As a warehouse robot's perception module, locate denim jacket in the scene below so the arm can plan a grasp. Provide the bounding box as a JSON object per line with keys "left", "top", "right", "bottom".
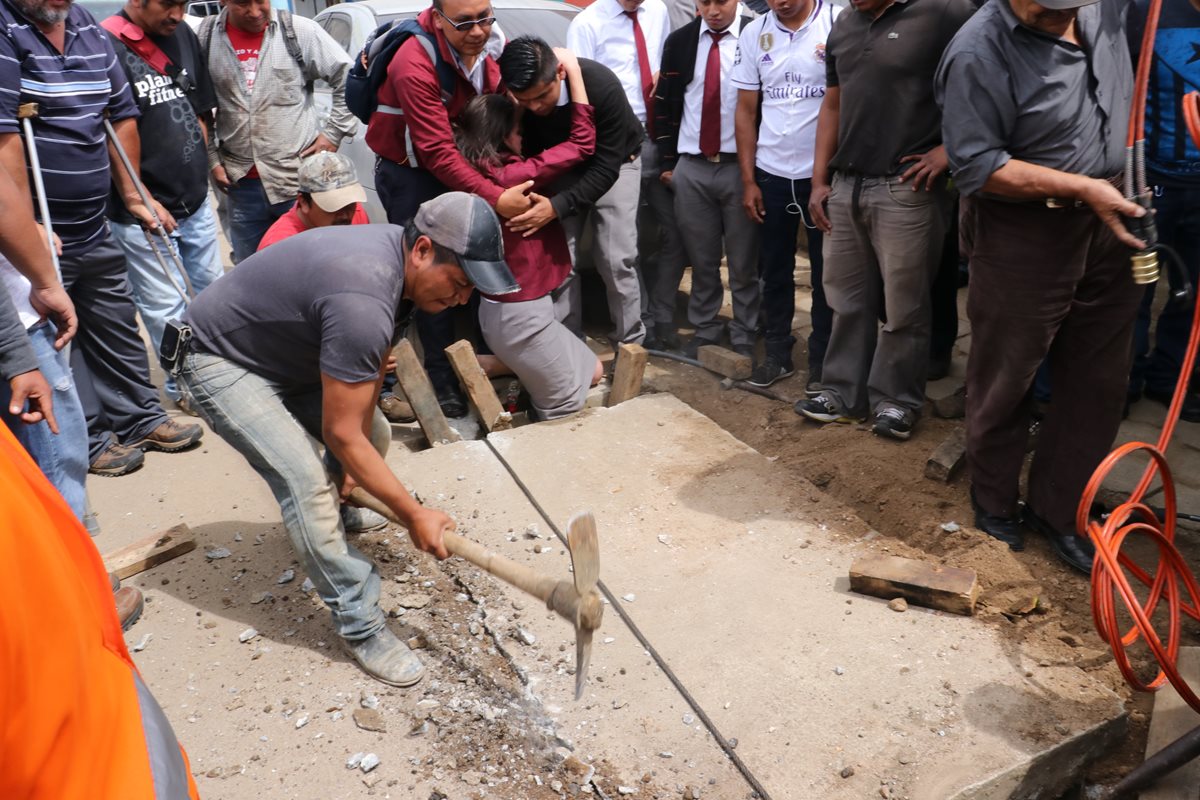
{"left": 205, "top": 10, "right": 356, "bottom": 203}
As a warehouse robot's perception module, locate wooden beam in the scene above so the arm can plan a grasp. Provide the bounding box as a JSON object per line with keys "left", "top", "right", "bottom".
{"left": 392, "top": 338, "right": 461, "bottom": 446}
{"left": 1141, "top": 647, "right": 1200, "bottom": 800}
{"left": 103, "top": 524, "right": 195, "bottom": 580}
{"left": 607, "top": 343, "right": 647, "bottom": 407}
{"left": 925, "top": 428, "right": 966, "bottom": 483}
{"left": 849, "top": 553, "right": 979, "bottom": 616}
{"left": 697, "top": 345, "right": 752, "bottom": 380}
{"left": 444, "top": 340, "right": 512, "bottom": 433}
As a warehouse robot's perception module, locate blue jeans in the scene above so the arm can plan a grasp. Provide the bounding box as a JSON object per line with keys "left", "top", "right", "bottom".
{"left": 1131, "top": 180, "right": 1200, "bottom": 396}
{"left": 228, "top": 178, "right": 294, "bottom": 264}
{"left": 0, "top": 322, "right": 89, "bottom": 522}
{"left": 110, "top": 203, "right": 223, "bottom": 400}
{"left": 177, "top": 349, "right": 390, "bottom": 641}
{"left": 755, "top": 168, "right": 828, "bottom": 367}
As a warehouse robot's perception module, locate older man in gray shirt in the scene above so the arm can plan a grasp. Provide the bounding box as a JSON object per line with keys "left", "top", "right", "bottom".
{"left": 935, "top": 0, "right": 1147, "bottom": 574}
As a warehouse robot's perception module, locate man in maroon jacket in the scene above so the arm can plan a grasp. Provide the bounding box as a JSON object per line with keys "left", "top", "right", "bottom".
{"left": 365, "top": 0, "right": 530, "bottom": 417}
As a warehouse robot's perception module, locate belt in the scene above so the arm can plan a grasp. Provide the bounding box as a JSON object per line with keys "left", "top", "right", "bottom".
{"left": 683, "top": 152, "right": 738, "bottom": 164}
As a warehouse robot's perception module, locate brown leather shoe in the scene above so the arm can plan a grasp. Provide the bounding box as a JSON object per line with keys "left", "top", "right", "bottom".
{"left": 132, "top": 418, "right": 203, "bottom": 452}
{"left": 89, "top": 442, "right": 144, "bottom": 477}
{"left": 114, "top": 586, "right": 144, "bottom": 632}
{"left": 378, "top": 392, "right": 416, "bottom": 423}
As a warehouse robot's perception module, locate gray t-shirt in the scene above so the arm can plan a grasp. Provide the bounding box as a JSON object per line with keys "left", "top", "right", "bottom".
{"left": 934, "top": 0, "right": 1133, "bottom": 197}
{"left": 185, "top": 224, "right": 413, "bottom": 389}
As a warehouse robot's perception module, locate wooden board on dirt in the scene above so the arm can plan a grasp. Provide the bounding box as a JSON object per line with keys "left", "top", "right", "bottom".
{"left": 393, "top": 339, "right": 461, "bottom": 446}
{"left": 103, "top": 523, "right": 195, "bottom": 580}
{"left": 849, "top": 553, "right": 979, "bottom": 616}
{"left": 607, "top": 343, "right": 647, "bottom": 407}
{"left": 445, "top": 340, "right": 512, "bottom": 433}
{"left": 925, "top": 428, "right": 966, "bottom": 483}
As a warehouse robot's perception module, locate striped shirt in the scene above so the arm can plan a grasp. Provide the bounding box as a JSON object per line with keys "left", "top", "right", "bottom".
{"left": 0, "top": 0, "right": 138, "bottom": 255}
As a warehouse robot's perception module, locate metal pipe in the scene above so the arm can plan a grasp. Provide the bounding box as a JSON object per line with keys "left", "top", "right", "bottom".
{"left": 1102, "top": 723, "right": 1200, "bottom": 799}
{"left": 102, "top": 118, "right": 195, "bottom": 300}
{"left": 17, "top": 104, "right": 59, "bottom": 274}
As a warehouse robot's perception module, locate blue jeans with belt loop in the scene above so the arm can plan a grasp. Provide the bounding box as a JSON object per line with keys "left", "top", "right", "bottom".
{"left": 178, "top": 349, "right": 391, "bottom": 641}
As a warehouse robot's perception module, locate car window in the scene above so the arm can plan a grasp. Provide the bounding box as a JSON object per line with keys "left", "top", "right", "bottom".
{"left": 376, "top": 8, "right": 575, "bottom": 49}
{"left": 320, "top": 12, "right": 354, "bottom": 54}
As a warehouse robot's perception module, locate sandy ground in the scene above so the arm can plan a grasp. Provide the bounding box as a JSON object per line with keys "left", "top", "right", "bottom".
{"left": 83, "top": 241, "right": 1200, "bottom": 798}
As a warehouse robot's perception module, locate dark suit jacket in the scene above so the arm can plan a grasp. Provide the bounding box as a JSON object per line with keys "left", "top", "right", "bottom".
{"left": 653, "top": 14, "right": 755, "bottom": 171}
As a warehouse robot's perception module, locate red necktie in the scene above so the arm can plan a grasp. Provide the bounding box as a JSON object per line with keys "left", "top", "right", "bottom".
{"left": 699, "top": 30, "right": 726, "bottom": 158}
{"left": 624, "top": 9, "right": 655, "bottom": 132}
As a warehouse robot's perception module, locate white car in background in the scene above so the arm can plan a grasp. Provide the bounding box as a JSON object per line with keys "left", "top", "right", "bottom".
{"left": 313, "top": 0, "right": 580, "bottom": 221}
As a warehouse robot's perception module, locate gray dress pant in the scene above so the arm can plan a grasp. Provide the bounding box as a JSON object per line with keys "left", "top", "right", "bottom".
{"left": 638, "top": 138, "right": 689, "bottom": 338}
{"left": 819, "top": 172, "right": 951, "bottom": 417}
{"left": 672, "top": 154, "right": 761, "bottom": 348}
{"left": 563, "top": 156, "right": 646, "bottom": 346}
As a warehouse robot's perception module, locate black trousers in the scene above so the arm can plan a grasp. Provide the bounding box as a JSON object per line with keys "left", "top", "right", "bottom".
{"left": 966, "top": 198, "right": 1140, "bottom": 534}
{"left": 60, "top": 234, "right": 168, "bottom": 461}
{"left": 375, "top": 158, "right": 465, "bottom": 389}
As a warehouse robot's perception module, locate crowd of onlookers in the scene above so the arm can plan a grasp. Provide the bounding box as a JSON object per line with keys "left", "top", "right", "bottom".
{"left": 1, "top": 0, "right": 1199, "bottom": 674}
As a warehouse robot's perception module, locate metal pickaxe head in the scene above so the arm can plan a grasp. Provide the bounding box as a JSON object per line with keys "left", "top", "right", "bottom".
{"left": 544, "top": 511, "right": 603, "bottom": 700}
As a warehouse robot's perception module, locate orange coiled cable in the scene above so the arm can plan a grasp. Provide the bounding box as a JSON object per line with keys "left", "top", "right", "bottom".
{"left": 1078, "top": 2, "right": 1200, "bottom": 705}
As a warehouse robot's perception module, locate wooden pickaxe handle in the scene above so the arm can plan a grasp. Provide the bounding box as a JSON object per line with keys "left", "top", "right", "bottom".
{"left": 347, "top": 488, "right": 561, "bottom": 604}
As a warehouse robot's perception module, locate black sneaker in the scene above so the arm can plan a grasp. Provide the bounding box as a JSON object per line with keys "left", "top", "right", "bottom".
{"left": 746, "top": 355, "right": 794, "bottom": 387}
{"left": 435, "top": 382, "right": 467, "bottom": 418}
{"left": 872, "top": 407, "right": 914, "bottom": 441}
{"left": 1182, "top": 391, "right": 1200, "bottom": 423}
{"left": 805, "top": 363, "right": 823, "bottom": 397}
{"left": 795, "top": 393, "right": 860, "bottom": 424}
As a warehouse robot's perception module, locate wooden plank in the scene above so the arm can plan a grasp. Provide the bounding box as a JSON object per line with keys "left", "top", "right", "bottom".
{"left": 607, "top": 343, "right": 647, "bottom": 407}
{"left": 925, "top": 428, "right": 966, "bottom": 483}
{"left": 697, "top": 345, "right": 753, "bottom": 380}
{"left": 1142, "top": 647, "right": 1200, "bottom": 800}
{"left": 849, "top": 553, "right": 979, "bottom": 616}
{"left": 444, "top": 340, "right": 512, "bottom": 433}
{"left": 392, "top": 338, "right": 461, "bottom": 447}
{"left": 103, "top": 524, "right": 195, "bottom": 580}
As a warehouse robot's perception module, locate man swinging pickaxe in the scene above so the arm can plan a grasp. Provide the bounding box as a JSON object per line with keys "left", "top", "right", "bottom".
{"left": 349, "top": 488, "right": 604, "bottom": 699}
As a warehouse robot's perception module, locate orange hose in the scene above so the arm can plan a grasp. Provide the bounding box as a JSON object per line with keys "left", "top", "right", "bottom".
{"left": 1080, "top": 34, "right": 1200, "bottom": 709}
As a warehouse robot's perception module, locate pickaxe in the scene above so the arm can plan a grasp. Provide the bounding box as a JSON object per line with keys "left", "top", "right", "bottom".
{"left": 347, "top": 488, "right": 603, "bottom": 699}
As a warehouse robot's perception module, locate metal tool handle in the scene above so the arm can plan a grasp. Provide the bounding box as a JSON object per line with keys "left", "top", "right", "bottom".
{"left": 347, "top": 488, "right": 560, "bottom": 603}
{"left": 102, "top": 117, "right": 195, "bottom": 300}
{"left": 17, "top": 104, "right": 59, "bottom": 274}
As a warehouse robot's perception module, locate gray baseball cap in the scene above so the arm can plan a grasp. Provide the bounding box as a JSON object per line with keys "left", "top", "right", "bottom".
{"left": 413, "top": 192, "right": 520, "bottom": 296}
{"left": 297, "top": 152, "right": 368, "bottom": 212}
{"left": 1035, "top": 0, "right": 1099, "bottom": 9}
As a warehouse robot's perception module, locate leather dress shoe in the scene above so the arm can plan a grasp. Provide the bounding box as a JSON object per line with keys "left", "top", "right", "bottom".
{"left": 435, "top": 382, "right": 467, "bottom": 419}
{"left": 970, "top": 489, "right": 1024, "bottom": 551}
{"left": 1023, "top": 506, "right": 1095, "bottom": 575}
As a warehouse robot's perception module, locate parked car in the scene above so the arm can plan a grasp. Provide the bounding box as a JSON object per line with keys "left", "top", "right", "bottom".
{"left": 312, "top": 0, "right": 579, "bottom": 221}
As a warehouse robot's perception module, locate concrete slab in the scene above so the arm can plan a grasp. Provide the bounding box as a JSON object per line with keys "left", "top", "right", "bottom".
{"left": 404, "top": 395, "right": 1127, "bottom": 800}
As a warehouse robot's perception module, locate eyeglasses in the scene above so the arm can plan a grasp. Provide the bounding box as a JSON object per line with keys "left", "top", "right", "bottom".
{"left": 435, "top": 7, "right": 496, "bottom": 31}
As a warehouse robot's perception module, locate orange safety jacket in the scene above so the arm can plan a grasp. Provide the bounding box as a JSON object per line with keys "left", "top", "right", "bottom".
{"left": 0, "top": 423, "right": 199, "bottom": 800}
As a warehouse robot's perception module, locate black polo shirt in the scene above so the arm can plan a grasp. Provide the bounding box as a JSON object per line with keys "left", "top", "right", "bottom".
{"left": 825, "top": 0, "right": 975, "bottom": 177}
{"left": 0, "top": 0, "right": 139, "bottom": 255}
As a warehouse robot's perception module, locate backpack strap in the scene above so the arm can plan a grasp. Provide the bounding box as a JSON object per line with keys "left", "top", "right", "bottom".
{"left": 276, "top": 10, "right": 308, "bottom": 76}
{"left": 414, "top": 30, "right": 456, "bottom": 105}
{"left": 101, "top": 15, "right": 175, "bottom": 76}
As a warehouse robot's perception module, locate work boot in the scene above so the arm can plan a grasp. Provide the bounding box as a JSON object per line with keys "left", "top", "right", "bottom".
{"left": 343, "top": 627, "right": 425, "bottom": 687}
{"left": 340, "top": 504, "right": 389, "bottom": 533}
{"left": 115, "top": 586, "right": 144, "bottom": 632}
{"left": 132, "top": 418, "right": 203, "bottom": 452}
{"left": 378, "top": 392, "right": 416, "bottom": 423}
{"left": 89, "top": 442, "right": 145, "bottom": 477}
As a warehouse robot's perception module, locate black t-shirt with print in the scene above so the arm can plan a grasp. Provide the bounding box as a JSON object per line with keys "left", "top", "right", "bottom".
{"left": 106, "top": 12, "right": 216, "bottom": 223}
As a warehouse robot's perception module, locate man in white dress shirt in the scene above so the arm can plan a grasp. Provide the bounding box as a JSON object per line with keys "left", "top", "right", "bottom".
{"left": 654, "top": 0, "right": 759, "bottom": 358}
{"left": 568, "top": 0, "right": 685, "bottom": 350}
